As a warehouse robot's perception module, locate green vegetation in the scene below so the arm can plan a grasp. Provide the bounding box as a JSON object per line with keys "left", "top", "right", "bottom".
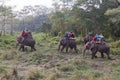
{"left": 0, "top": 34, "right": 119, "bottom": 80}
{"left": 0, "top": 0, "right": 120, "bottom": 38}
{"left": 0, "top": 35, "right": 16, "bottom": 49}
{"left": 27, "top": 69, "right": 44, "bottom": 80}
{"left": 0, "top": 0, "right": 120, "bottom": 79}
{"left": 110, "top": 40, "right": 120, "bottom": 55}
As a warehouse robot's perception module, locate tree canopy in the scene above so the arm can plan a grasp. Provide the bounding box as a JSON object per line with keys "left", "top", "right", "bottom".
{"left": 0, "top": 0, "right": 120, "bottom": 38}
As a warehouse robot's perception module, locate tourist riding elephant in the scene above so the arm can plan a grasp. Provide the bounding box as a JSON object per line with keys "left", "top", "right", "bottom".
{"left": 58, "top": 38, "right": 78, "bottom": 53}
{"left": 84, "top": 41, "right": 111, "bottom": 59}
{"left": 82, "top": 32, "right": 94, "bottom": 56}
{"left": 83, "top": 32, "right": 94, "bottom": 44}
{"left": 16, "top": 32, "right": 36, "bottom": 51}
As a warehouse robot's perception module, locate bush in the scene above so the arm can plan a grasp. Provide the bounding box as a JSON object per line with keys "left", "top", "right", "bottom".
{"left": 1, "top": 49, "right": 18, "bottom": 60}
{"left": 46, "top": 70, "right": 62, "bottom": 80}
{"left": 0, "top": 35, "right": 16, "bottom": 49}
{"left": 27, "top": 69, "right": 44, "bottom": 80}
{"left": 110, "top": 40, "right": 120, "bottom": 55}
{"left": 70, "top": 71, "right": 89, "bottom": 80}
{"left": 110, "top": 40, "right": 120, "bottom": 48}
{"left": 58, "top": 64, "right": 74, "bottom": 72}
{"left": 4, "top": 40, "right": 10, "bottom": 44}
{"left": 0, "top": 66, "right": 7, "bottom": 74}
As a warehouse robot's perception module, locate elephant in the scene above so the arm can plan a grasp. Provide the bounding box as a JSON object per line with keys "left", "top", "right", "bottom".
{"left": 16, "top": 32, "right": 36, "bottom": 51}
{"left": 84, "top": 41, "right": 111, "bottom": 59}
{"left": 58, "top": 38, "right": 78, "bottom": 53}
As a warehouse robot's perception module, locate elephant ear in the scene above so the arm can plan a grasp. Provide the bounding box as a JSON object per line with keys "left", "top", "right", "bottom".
{"left": 27, "top": 32, "right": 33, "bottom": 39}
{"left": 85, "top": 42, "right": 90, "bottom": 49}
{"left": 18, "top": 36, "right": 24, "bottom": 43}
{"left": 84, "top": 37, "right": 88, "bottom": 44}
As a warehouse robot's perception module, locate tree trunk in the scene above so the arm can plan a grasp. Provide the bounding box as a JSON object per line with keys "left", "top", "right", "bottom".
{"left": 10, "top": 14, "right": 14, "bottom": 35}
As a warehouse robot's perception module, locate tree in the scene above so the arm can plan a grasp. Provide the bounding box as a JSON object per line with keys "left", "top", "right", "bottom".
{"left": 69, "top": 0, "right": 119, "bottom": 37}
{"left": 0, "top": 5, "right": 13, "bottom": 35}
{"left": 105, "top": 6, "right": 120, "bottom": 37}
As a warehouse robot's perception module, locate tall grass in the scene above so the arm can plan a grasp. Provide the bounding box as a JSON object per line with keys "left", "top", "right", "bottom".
{"left": 27, "top": 69, "right": 44, "bottom": 80}
{"left": 0, "top": 33, "right": 119, "bottom": 80}
{"left": 0, "top": 35, "right": 16, "bottom": 49}
{"left": 109, "top": 40, "right": 120, "bottom": 55}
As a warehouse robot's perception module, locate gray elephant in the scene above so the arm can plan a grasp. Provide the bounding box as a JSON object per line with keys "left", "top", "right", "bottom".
{"left": 58, "top": 38, "right": 78, "bottom": 53}
{"left": 16, "top": 32, "right": 36, "bottom": 51}
{"left": 84, "top": 41, "right": 111, "bottom": 59}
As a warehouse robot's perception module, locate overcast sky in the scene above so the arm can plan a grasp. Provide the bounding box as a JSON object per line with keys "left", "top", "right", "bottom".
{"left": 5, "top": 0, "right": 53, "bottom": 11}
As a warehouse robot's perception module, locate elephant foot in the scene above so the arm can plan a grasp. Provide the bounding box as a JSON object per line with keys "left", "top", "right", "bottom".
{"left": 95, "top": 55, "right": 98, "bottom": 58}
{"left": 34, "top": 49, "right": 36, "bottom": 51}
{"left": 33, "top": 48, "right": 36, "bottom": 51}
{"left": 75, "top": 49, "right": 78, "bottom": 53}
{"left": 91, "top": 54, "right": 96, "bottom": 59}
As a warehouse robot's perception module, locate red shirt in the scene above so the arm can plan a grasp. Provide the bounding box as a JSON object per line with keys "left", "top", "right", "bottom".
{"left": 92, "top": 36, "right": 97, "bottom": 41}
{"left": 69, "top": 32, "right": 74, "bottom": 38}
{"left": 22, "top": 31, "right": 27, "bottom": 37}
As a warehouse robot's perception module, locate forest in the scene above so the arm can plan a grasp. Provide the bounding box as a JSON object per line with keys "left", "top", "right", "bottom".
{"left": 0, "top": 0, "right": 120, "bottom": 80}
{"left": 0, "top": 0, "right": 119, "bottom": 38}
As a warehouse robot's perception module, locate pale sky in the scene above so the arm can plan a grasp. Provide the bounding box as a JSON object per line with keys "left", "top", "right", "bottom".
{"left": 5, "top": 0, "right": 53, "bottom": 11}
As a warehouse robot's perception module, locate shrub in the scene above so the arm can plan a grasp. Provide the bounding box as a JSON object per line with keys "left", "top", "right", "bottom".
{"left": 110, "top": 40, "right": 120, "bottom": 48}
{"left": 46, "top": 70, "right": 62, "bottom": 80}
{"left": 70, "top": 71, "right": 89, "bottom": 80}
{"left": 110, "top": 40, "right": 120, "bottom": 55}
{"left": 4, "top": 40, "right": 10, "bottom": 44}
{"left": 0, "top": 66, "right": 7, "bottom": 74}
{"left": 59, "top": 64, "right": 74, "bottom": 72}
{"left": 27, "top": 69, "right": 44, "bottom": 80}
{"left": 1, "top": 49, "right": 18, "bottom": 60}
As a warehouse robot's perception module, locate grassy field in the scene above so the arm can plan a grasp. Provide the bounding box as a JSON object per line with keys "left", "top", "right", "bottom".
{"left": 0, "top": 33, "right": 120, "bottom": 80}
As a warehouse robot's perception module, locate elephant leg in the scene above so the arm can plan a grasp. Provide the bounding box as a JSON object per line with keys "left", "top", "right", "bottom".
{"left": 106, "top": 52, "right": 111, "bottom": 59}
{"left": 19, "top": 45, "right": 22, "bottom": 51}
{"left": 19, "top": 44, "right": 24, "bottom": 51}
{"left": 16, "top": 42, "right": 19, "bottom": 48}
{"left": 91, "top": 52, "right": 95, "bottom": 59}
{"left": 83, "top": 48, "right": 87, "bottom": 57}
{"left": 91, "top": 51, "right": 97, "bottom": 59}
{"left": 31, "top": 45, "right": 36, "bottom": 51}
{"left": 61, "top": 46, "right": 65, "bottom": 52}
{"left": 33, "top": 47, "right": 36, "bottom": 51}
{"left": 31, "top": 47, "right": 33, "bottom": 52}
{"left": 58, "top": 44, "right": 61, "bottom": 51}
{"left": 95, "top": 55, "right": 98, "bottom": 58}
{"left": 30, "top": 46, "right": 34, "bottom": 52}
{"left": 22, "top": 45, "right": 25, "bottom": 51}
{"left": 92, "top": 52, "right": 96, "bottom": 59}
{"left": 31, "top": 47, "right": 36, "bottom": 52}
{"left": 66, "top": 46, "right": 69, "bottom": 53}
{"left": 101, "top": 52, "right": 104, "bottom": 58}
{"left": 74, "top": 46, "right": 78, "bottom": 53}
{"left": 70, "top": 47, "right": 73, "bottom": 52}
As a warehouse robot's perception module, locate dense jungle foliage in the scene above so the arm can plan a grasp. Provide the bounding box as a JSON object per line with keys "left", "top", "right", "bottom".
{"left": 0, "top": 0, "right": 120, "bottom": 80}
{"left": 0, "top": 0, "right": 120, "bottom": 38}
